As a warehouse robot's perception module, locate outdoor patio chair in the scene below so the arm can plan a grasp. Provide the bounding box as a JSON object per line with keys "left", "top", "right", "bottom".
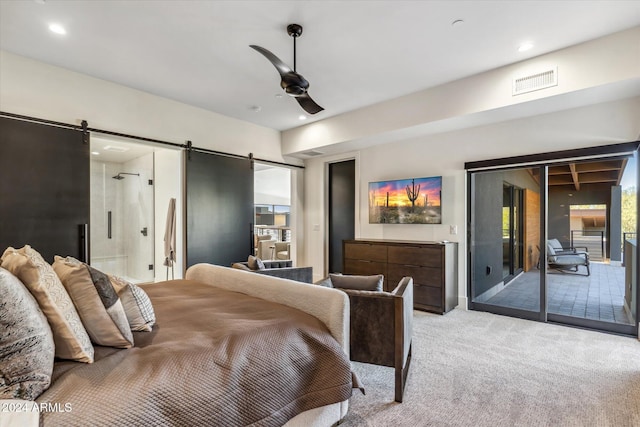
{"left": 546, "top": 241, "right": 590, "bottom": 276}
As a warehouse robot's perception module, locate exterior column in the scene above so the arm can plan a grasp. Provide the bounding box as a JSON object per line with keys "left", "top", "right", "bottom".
{"left": 610, "top": 185, "right": 622, "bottom": 264}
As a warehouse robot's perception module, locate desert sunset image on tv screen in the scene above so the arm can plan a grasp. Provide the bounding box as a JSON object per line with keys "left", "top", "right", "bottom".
{"left": 369, "top": 176, "right": 442, "bottom": 224}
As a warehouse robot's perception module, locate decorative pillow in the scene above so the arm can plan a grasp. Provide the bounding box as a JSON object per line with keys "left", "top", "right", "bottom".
{"left": 0, "top": 246, "right": 94, "bottom": 363}
{"left": 0, "top": 267, "right": 55, "bottom": 400}
{"left": 247, "top": 255, "right": 266, "bottom": 271}
{"left": 314, "top": 276, "right": 334, "bottom": 288}
{"left": 329, "top": 274, "right": 384, "bottom": 292}
{"left": 109, "top": 275, "right": 156, "bottom": 332}
{"left": 232, "top": 262, "right": 252, "bottom": 271}
{"left": 53, "top": 256, "right": 134, "bottom": 348}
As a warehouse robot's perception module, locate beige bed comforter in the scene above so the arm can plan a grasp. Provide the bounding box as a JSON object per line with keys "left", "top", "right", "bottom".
{"left": 36, "top": 279, "right": 354, "bottom": 426}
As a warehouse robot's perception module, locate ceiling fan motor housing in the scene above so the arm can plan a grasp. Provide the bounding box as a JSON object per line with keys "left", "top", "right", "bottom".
{"left": 281, "top": 72, "right": 309, "bottom": 96}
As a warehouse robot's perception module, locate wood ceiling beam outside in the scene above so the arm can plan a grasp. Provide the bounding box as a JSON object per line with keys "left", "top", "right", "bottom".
{"left": 575, "top": 160, "right": 623, "bottom": 173}
{"left": 569, "top": 163, "right": 580, "bottom": 191}
{"left": 616, "top": 158, "right": 628, "bottom": 186}
{"left": 578, "top": 170, "right": 620, "bottom": 184}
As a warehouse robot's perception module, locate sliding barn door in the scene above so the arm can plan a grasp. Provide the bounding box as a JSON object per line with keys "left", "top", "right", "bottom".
{"left": 186, "top": 151, "right": 254, "bottom": 268}
{"left": 0, "top": 117, "right": 90, "bottom": 263}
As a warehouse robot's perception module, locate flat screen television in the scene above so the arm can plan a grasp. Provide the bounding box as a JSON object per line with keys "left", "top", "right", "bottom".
{"left": 368, "top": 176, "right": 442, "bottom": 224}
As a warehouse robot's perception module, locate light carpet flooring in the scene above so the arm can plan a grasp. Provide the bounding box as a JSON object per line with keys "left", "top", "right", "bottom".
{"left": 341, "top": 309, "right": 640, "bottom": 427}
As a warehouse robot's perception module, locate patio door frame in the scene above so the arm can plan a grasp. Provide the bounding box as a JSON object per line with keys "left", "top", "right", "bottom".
{"left": 467, "top": 141, "right": 640, "bottom": 336}
{"left": 502, "top": 182, "right": 525, "bottom": 284}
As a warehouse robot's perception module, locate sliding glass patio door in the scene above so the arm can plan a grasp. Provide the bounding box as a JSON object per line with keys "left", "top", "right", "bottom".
{"left": 468, "top": 143, "right": 639, "bottom": 336}
{"left": 469, "top": 166, "right": 543, "bottom": 320}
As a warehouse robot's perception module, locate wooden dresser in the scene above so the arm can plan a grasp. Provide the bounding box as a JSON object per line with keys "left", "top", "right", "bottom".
{"left": 343, "top": 239, "right": 458, "bottom": 314}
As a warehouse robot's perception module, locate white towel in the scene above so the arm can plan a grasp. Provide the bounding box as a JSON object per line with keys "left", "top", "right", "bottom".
{"left": 163, "top": 198, "right": 176, "bottom": 267}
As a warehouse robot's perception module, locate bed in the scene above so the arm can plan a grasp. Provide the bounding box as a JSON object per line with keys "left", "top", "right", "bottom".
{"left": 2, "top": 264, "right": 354, "bottom": 427}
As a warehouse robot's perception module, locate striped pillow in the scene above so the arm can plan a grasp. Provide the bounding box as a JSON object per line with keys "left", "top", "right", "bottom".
{"left": 109, "top": 275, "right": 156, "bottom": 332}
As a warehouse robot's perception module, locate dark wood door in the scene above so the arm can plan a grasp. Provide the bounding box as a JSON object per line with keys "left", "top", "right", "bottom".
{"left": 0, "top": 117, "right": 90, "bottom": 263}
{"left": 185, "top": 151, "right": 254, "bottom": 268}
{"left": 329, "top": 160, "right": 355, "bottom": 273}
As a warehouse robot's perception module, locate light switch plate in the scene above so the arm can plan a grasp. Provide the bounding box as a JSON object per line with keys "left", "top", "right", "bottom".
{"left": 450, "top": 225, "right": 458, "bottom": 235}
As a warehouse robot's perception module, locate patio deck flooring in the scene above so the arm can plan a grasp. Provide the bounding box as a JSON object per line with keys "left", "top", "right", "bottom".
{"left": 485, "top": 262, "right": 632, "bottom": 325}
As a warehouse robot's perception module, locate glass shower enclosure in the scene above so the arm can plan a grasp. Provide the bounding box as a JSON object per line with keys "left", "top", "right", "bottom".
{"left": 90, "top": 151, "right": 154, "bottom": 283}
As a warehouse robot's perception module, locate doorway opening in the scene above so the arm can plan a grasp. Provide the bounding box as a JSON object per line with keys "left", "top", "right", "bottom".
{"left": 254, "top": 163, "right": 294, "bottom": 262}
{"left": 90, "top": 135, "right": 182, "bottom": 283}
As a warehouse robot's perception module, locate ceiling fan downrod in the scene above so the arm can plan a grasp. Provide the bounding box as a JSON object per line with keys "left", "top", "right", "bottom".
{"left": 287, "top": 24, "right": 303, "bottom": 72}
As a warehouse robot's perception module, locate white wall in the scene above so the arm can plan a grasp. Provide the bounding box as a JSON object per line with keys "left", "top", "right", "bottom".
{"left": 154, "top": 149, "right": 183, "bottom": 281}
{"left": 254, "top": 167, "right": 291, "bottom": 205}
{"left": 0, "top": 51, "right": 284, "bottom": 161}
{"left": 303, "top": 97, "right": 640, "bottom": 308}
{"left": 283, "top": 26, "right": 640, "bottom": 156}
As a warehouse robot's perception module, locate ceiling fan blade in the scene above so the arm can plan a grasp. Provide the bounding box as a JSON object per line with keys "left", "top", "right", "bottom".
{"left": 296, "top": 93, "right": 324, "bottom": 115}
{"left": 249, "top": 45, "right": 292, "bottom": 77}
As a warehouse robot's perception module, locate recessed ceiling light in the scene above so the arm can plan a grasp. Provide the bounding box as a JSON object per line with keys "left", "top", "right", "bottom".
{"left": 451, "top": 19, "right": 464, "bottom": 27}
{"left": 250, "top": 105, "right": 262, "bottom": 113}
{"left": 91, "top": 151, "right": 100, "bottom": 156}
{"left": 518, "top": 42, "right": 533, "bottom": 52}
{"left": 275, "top": 94, "right": 283, "bottom": 98}
{"left": 298, "top": 115, "right": 307, "bottom": 121}
{"left": 49, "top": 23, "right": 66, "bottom": 35}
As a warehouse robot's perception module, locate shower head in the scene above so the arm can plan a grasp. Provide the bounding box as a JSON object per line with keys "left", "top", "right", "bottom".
{"left": 112, "top": 172, "right": 140, "bottom": 180}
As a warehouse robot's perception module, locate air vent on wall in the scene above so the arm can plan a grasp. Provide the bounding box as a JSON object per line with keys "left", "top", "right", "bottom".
{"left": 512, "top": 67, "right": 557, "bottom": 96}
{"left": 103, "top": 145, "right": 129, "bottom": 152}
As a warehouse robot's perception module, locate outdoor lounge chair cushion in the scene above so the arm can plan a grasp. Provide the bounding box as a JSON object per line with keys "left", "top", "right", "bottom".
{"left": 551, "top": 254, "right": 588, "bottom": 267}
{"left": 546, "top": 242, "right": 558, "bottom": 261}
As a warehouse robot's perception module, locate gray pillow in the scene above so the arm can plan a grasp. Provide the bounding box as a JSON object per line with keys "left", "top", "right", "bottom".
{"left": 0, "top": 267, "right": 55, "bottom": 400}
{"left": 329, "top": 274, "right": 384, "bottom": 292}
{"left": 314, "top": 276, "right": 334, "bottom": 288}
{"left": 232, "top": 262, "right": 252, "bottom": 271}
{"left": 247, "top": 255, "right": 266, "bottom": 271}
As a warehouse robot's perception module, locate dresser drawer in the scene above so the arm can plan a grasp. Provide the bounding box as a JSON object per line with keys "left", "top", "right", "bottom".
{"left": 388, "top": 264, "right": 442, "bottom": 287}
{"left": 387, "top": 245, "right": 442, "bottom": 268}
{"left": 413, "top": 283, "right": 443, "bottom": 309}
{"left": 343, "top": 259, "right": 387, "bottom": 277}
{"left": 344, "top": 242, "right": 387, "bottom": 262}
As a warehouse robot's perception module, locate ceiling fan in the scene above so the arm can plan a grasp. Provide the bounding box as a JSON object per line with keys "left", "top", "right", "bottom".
{"left": 250, "top": 24, "right": 324, "bottom": 115}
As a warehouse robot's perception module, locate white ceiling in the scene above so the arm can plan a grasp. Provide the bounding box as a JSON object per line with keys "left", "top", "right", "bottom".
{"left": 1, "top": 1, "right": 639, "bottom": 131}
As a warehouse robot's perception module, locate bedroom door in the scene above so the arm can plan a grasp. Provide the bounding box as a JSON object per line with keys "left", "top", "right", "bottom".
{"left": 0, "top": 116, "right": 90, "bottom": 263}
{"left": 328, "top": 159, "right": 356, "bottom": 273}
{"left": 185, "top": 151, "right": 254, "bottom": 268}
